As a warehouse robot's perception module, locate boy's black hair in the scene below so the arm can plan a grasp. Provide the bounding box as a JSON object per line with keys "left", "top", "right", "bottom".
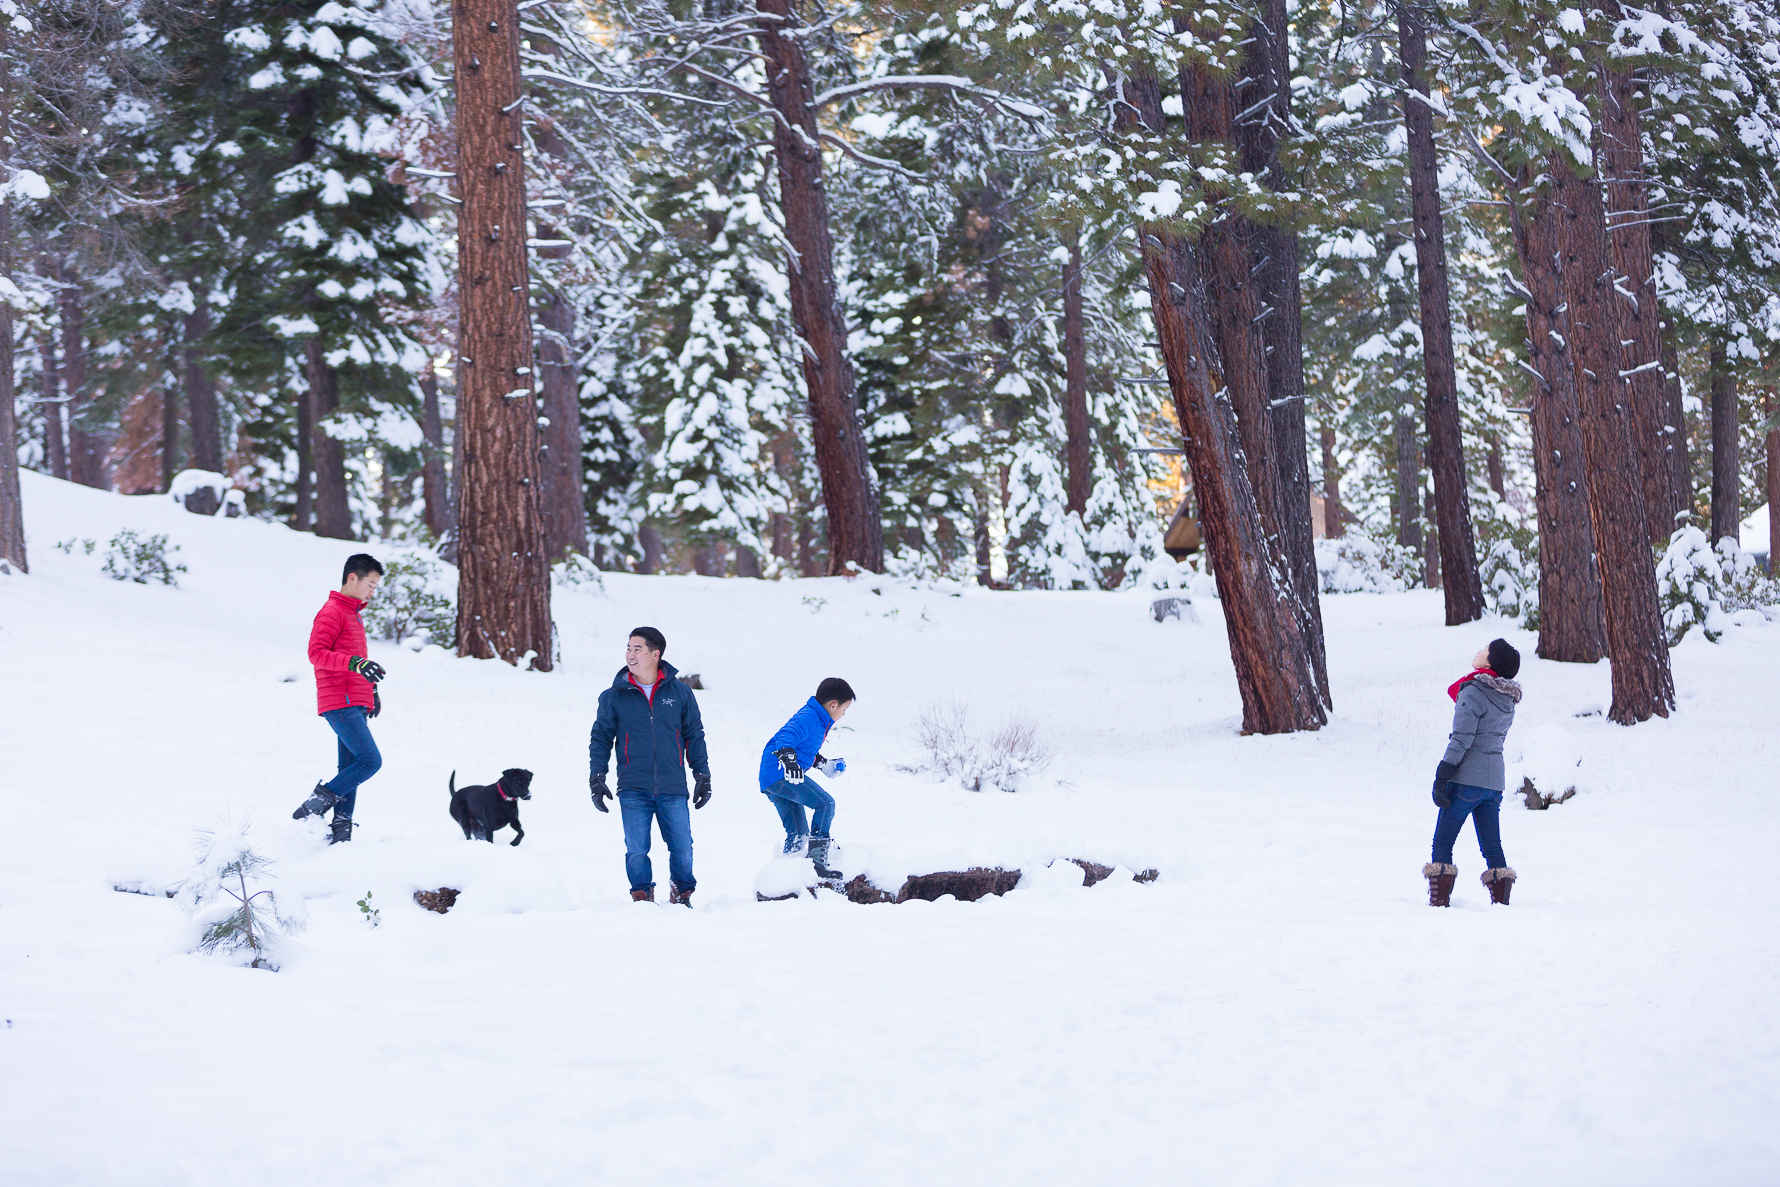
{"left": 629, "top": 626, "right": 667, "bottom": 656}
{"left": 817, "top": 677, "right": 855, "bottom": 706}
{"left": 1487, "top": 638, "right": 1522, "bottom": 680}
{"left": 342, "top": 553, "right": 384, "bottom": 584}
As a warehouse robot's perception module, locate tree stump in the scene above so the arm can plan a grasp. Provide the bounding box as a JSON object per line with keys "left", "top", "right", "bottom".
{"left": 414, "top": 888, "right": 460, "bottom": 914}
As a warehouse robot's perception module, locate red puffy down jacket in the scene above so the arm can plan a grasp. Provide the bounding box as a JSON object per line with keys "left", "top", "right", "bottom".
{"left": 309, "top": 590, "right": 375, "bottom": 715}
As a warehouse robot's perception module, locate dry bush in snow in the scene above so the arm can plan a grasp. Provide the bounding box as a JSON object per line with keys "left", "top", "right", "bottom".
{"left": 907, "top": 701, "right": 1053, "bottom": 792}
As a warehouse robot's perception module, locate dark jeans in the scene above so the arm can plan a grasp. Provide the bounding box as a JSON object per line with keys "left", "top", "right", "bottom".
{"left": 321, "top": 706, "right": 381, "bottom": 821}
{"left": 1432, "top": 782, "right": 1507, "bottom": 868}
{"left": 620, "top": 792, "right": 694, "bottom": 891}
{"left": 763, "top": 777, "right": 834, "bottom": 852}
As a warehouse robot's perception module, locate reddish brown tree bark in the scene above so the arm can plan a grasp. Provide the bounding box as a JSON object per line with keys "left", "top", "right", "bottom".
{"left": 1596, "top": 0, "right": 1681, "bottom": 540}
{"left": 1062, "top": 234, "right": 1090, "bottom": 517}
{"left": 293, "top": 377, "right": 312, "bottom": 529}
{"left": 754, "top": 0, "right": 883, "bottom": 574}
{"left": 1319, "top": 423, "right": 1345, "bottom": 537}
{"left": 1766, "top": 386, "right": 1778, "bottom": 572}
{"left": 61, "top": 266, "right": 106, "bottom": 490}
{"left": 183, "top": 302, "right": 223, "bottom": 515}
{"left": 1552, "top": 151, "right": 1672, "bottom": 722}
{"left": 1709, "top": 342, "right": 1739, "bottom": 545}
{"left": 0, "top": 23, "right": 25, "bottom": 573}
{"left": 420, "top": 370, "right": 452, "bottom": 540}
{"left": 38, "top": 295, "right": 65, "bottom": 481}
{"left": 453, "top": 0, "right": 552, "bottom": 669}
{"left": 305, "top": 338, "right": 352, "bottom": 539}
{"left": 1398, "top": 2, "right": 1483, "bottom": 623}
{"left": 1509, "top": 167, "right": 1606, "bottom": 663}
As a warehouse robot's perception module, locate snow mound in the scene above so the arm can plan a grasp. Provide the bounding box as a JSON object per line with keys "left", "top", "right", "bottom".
{"left": 1508, "top": 723, "right": 1589, "bottom": 800}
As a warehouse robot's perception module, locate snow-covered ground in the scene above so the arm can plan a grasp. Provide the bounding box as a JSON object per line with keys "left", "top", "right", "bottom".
{"left": 2, "top": 468, "right": 1777, "bottom": 1186}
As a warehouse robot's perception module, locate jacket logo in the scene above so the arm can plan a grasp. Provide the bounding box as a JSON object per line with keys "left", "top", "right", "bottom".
{"left": 662, "top": 698, "right": 676, "bottom": 707}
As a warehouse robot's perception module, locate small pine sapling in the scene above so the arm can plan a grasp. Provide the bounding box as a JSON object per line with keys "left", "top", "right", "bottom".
{"left": 180, "top": 820, "right": 306, "bottom": 970}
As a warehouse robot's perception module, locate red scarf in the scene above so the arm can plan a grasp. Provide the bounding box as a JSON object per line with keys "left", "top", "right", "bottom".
{"left": 1448, "top": 668, "right": 1498, "bottom": 701}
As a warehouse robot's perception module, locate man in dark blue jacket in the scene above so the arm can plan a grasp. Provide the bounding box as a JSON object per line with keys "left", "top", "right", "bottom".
{"left": 589, "top": 627, "right": 712, "bottom": 905}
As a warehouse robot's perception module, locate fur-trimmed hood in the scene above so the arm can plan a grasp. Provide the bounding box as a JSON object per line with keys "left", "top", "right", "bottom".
{"left": 1472, "top": 673, "right": 1523, "bottom": 703}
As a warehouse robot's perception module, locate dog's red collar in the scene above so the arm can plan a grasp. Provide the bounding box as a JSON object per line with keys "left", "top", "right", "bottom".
{"left": 496, "top": 780, "right": 514, "bottom": 801}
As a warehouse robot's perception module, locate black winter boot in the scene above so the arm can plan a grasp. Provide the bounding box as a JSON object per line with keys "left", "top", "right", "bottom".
{"left": 809, "top": 834, "right": 842, "bottom": 883}
{"left": 669, "top": 883, "right": 694, "bottom": 908}
{"left": 329, "top": 814, "right": 353, "bottom": 845}
{"left": 1423, "top": 862, "right": 1457, "bottom": 907}
{"left": 1481, "top": 867, "right": 1516, "bottom": 905}
{"left": 293, "top": 782, "right": 341, "bottom": 821}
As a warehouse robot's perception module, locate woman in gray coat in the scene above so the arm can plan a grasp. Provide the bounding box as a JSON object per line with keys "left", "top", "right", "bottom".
{"left": 1423, "top": 638, "right": 1522, "bottom": 907}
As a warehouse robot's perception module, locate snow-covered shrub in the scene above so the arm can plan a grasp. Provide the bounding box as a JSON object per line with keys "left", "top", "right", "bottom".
{"left": 553, "top": 553, "right": 606, "bottom": 594}
{"left": 907, "top": 701, "right": 1053, "bottom": 793}
{"left": 178, "top": 820, "right": 306, "bottom": 970}
{"left": 364, "top": 555, "right": 453, "bottom": 646}
{"left": 1314, "top": 531, "right": 1409, "bottom": 593}
{"left": 102, "top": 530, "right": 186, "bottom": 586}
{"left": 1479, "top": 538, "right": 1540, "bottom": 627}
{"left": 1653, "top": 528, "right": 1780, "bottom": 644}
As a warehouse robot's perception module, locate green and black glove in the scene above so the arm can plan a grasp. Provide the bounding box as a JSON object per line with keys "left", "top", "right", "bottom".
{"left": 348, "top": 655, "right": 386, "bottom": 683}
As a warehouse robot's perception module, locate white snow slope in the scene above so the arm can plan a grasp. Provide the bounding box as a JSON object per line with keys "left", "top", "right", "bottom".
{"left": 2, "top": 469, "right": 1777, "bottom": 1187}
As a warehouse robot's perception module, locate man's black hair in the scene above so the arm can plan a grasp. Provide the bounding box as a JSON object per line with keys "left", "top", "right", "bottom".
{"left": 342, "top": 553, "right": 384, "bottom": 584}
{"left": 817, "top": 677, "right": 855, "bottom": 705}
{"left": 629, "top": 626, "right": 667, "bottom": 656}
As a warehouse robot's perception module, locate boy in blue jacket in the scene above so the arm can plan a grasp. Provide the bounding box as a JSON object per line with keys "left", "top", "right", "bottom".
{"left": 760, "top": 677, "right": 855, "bottom": 880}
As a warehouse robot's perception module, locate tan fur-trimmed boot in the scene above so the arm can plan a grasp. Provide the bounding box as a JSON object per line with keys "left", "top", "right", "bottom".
{"left": 1481, "top": 867, "right": 1516, "bottom": 905}
{"left": 1423, "top": 863, "right": 1458, "bottom": 907}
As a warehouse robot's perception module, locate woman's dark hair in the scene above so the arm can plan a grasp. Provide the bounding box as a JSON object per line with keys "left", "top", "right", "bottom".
{"left": 629, "top": 626, "right": 667, "bottom": 656}
{"left": 817, "top": 677, "right": 855, "bottom": 705}
{"left": 1487, "top": 638, "right": 1522, "bottom": 679}
{"left": 342, "top": 553, "right": 384, "bottom": 584}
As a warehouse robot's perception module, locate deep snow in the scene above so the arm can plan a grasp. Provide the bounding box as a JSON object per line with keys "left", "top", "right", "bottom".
{"left": 2, "top": 468, "right": 1777, "bottom": 1186}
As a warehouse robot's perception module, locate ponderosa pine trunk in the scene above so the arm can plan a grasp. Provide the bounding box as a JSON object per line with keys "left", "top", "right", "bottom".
{"left": 1709, "top": 342, "right": 1739, "bottom": 545}
{"left": 293, "top": 378, "right": 312, "bottom": 529}
{"left": 1234, "top": 0, "right": 1329, "bottom": 704}
{"left": 161, "top": 374, "right": 179, "bottom": 493}
{"left": 420, "top": 370, "right": 452, "bottom": 540}
{"left": 1595, "top": 0, "right": 1681, "bottom": 540}
{"left": 0, "top": 247, "right": 20, "bottom": 573}
{"left": 1062, "top": 233, "right": 1090, "bottom": 517}
{"left": 754, "top": 0, "right": 883, "bottom": 574}
{"left": 61, "top": 265, "right": 104, "bottom": 490}
{"left": 453, "top": 0, "right": 552, "bottom": 669}
{"left": 183, "top": 302, "right": 223, "bottom": 515}
{"left": 305, "top": 338, "right": 351, "bottom": 539}
{"left": 38, "top": 272, "right": 66, "bottom": 480}
{"left": 1766, "top": 387, "right": 1778, "bottom": 573}
{"left": 1128, "top": 66, "right": 1322, "bottom": 734}
{"left": 1509, "top": 166, "right": 1606, "bottom": 662}
{"left": 1398, "top": 2, "right": 1482, "bottom": 624}
{"left": 1659, "top": 312, "right": 1689, "bottom": 514}
{"left": 1320, "top": 423, "right": 1345, "bottom": 537}
{"left": 1551, "top": 151, "right": 1672, "bottom": 722}
{"left": 1395, "top": 412, "right": 1422, "bottom": 558}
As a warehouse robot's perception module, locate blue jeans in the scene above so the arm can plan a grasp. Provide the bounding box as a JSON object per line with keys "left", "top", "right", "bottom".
{"left": 321, "top": 706, "right": 381, "bottom": 820}
{"left": 619, "top": 793, "right": 694, "bottom": 891}
{"left": 763, "top": 777, "right": 834, "bottom": 852}
{"left": 1432, "top": 782, "right": 1507, "bottom": 868}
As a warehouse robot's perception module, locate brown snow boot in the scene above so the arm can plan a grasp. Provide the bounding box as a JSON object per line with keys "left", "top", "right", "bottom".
{"left": 1423, "top": 862, "right": 1458, "bottom": 907}
{"left": 630, "top": 887, "right": 655, "bottom": 902}
{"left": 1481, "top": 867, "right": 1516, "bottom": 905}
{"left": 669, "top": 883, "right": 694, "bottom": 908}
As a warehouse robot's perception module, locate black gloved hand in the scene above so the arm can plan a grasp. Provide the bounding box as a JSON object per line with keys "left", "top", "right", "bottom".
{"left": 590, "top": 771, "right": 611, "bottom": 813}
{"left": 774, "top": 747, "right": 804, "bottom": 784}
{"left": 693, "top": 772, "right": 712, "bottom": 809}
{"left": 369, "top": 688, "right": 382, "bottom": 719}
{"left": 1432, "top": 760, "right": 1458, "bottom": 809}
{"left": 348, "top": 655, "right": 386, "bottom": 683}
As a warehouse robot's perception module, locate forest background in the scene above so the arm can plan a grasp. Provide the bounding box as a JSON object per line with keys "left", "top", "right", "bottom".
{"left": 0, "top": 0, "right": 1775, "bottom": 717}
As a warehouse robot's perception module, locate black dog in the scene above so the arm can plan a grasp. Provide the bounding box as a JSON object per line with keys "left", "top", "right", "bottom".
{"left": 448, "top": 769, "right": 533, "bottom": 845}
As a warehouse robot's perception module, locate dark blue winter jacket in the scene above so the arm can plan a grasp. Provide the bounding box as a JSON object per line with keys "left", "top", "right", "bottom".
{"left": 589, "top": 661, "right": 709, "bottom": 798}
{"left": 758, "top": 697, "right": 835, "bottom": 791}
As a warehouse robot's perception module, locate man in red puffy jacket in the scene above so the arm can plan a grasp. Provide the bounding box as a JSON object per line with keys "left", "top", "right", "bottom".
{"left": 292, "top": 553, "right": 388, "bottom": 843}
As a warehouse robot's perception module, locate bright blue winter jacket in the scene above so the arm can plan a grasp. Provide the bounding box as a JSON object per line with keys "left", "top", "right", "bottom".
{"left": 758, "top": 697, "right": 835, "bottom": 791}
{"left": 589, "top": 661, "right": 709, "bottom": 798}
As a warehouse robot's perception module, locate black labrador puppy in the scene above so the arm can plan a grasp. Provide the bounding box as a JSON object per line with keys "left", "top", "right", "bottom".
{"left": 448, "top": 768, "right": 533, "bottom": 845}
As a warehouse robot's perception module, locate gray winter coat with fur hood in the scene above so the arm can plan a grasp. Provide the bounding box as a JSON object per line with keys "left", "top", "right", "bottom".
{"left": 1441, "top": 673, "right": 1523, "bottom": 791}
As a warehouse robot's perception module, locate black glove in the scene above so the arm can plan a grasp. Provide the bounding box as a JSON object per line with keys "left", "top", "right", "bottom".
{"left": 369, "top": 688, "right": 382, "bottom": 719}
{"left": 1432, "top": 761, "right": 1458, "bottom": 809}
{"left": 348, "top": 655, "right": 386, "bottom": 683}
{"left": 590, "top": 771, "right": 611, "bottom": 813}
{"left": 693, "top": 772, "right": 712, "bottom": 809}
{"left": 774, "top": 747, "right": 804, "bottom": 784}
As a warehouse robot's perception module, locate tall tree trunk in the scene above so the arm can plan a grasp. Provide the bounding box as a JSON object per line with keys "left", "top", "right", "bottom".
{"left": 61, "top": 265, "right": 104, "bottom": 490}
{"left": 1395, "top": 412, "right": 1422, "bottom": 559}
{"left": 0, "top": 30, "right": 21, "bottom": 573}
{"left": 1596, "top": 0, "right": 1680, "bottom": 539}
{"left": 1765, "top": 386, "right": 1778, "bottom": 574}
{"left": 1709, "top": 342, "right": 1739, "bottom": 544}
{"left": 293, "top": 378, "right": 312, "bottom": 530}
{"left": 1509, "top": 169, "right": 1606, "bottom": 662}
{"left": 1062, "top": 233, "right": 1090, "bottom": 517}
{"left": 1660, "top": 313, "right": 1689, "bottom": 521}
{"left": 637, "top": 523, "right": 663, "bottom": 574}
{"left": 1552, "top": 150, "right": 1672, "bottom": 721}
{"left": 1131, "top": 65, "right": 1322, "bottom": 735}
{"left": 161, "top": 365, "right": 180, "bottom": 494}
{"left": 1235, "top": 0, "right": 1329, "bottom": 704}
{"left": 1398, "top": 2, "right": 1482, "bottom": 623}
{"left": 183, "top": 302, "right": 222, "bottom": 515}
{"left": 453, "top": 0, "right": 553, "bottom": 668}
{"left": 305, "top": 338, "right": 352, "bottom": 539}
{"left": 754, "top": 0, "right": 883, "bottom": 574}
{"left": 1486, "top": 433, "right": 1505, "bottom": 498}
{"left": 1319, "top": 423, "right": 1345, "bottom": 537}
{"left": 38, "top": 278, "right": 65, "bottom": 480}
{"left": 1423, "top": 487, "right": 1440, "bottom": 587}
{"left": 420, "top": 370, "right": 451, "bottom": 539}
